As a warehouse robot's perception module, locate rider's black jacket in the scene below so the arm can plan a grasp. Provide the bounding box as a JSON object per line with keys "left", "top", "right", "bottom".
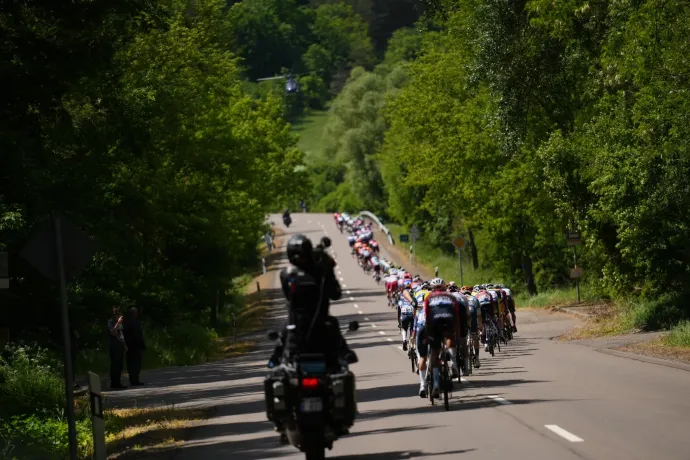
{"left": 275, "top": 249, "right": 346, "bottom": 365}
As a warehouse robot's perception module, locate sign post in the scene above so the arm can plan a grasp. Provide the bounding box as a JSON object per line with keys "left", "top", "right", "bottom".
{"left": 452, "top": 236, "right": 465, "bottom": 286}
{"left": 0, "top": 252, "right": 8, "bottom": 289}
{"left": 231, "top": 313, "right": 237, "bottom": 342}
{"left": 20, "top": 213, "right": 97, "bottom": 460}
{"left": 566, "top": 230, "right": 583, "bottom": 304}
{"left": 88, "top": 372, "right": 106, "bottom": 460}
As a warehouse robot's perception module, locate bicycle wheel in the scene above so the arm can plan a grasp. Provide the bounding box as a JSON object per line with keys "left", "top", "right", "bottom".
{"left": 442, "top": 361, "right": 450, "bottom": 411}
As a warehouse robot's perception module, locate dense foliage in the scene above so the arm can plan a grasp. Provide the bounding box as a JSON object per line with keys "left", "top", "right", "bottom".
{"left": 0, "top": 0, "right": 306, "bottom": 345}
{"left": 314, "top": 0, "right": 690, "bottom": 320}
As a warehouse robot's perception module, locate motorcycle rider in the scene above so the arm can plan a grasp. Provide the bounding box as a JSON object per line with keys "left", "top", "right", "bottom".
{"left": 267, "top": 234, "right": 357, "bottom": 441}
{"left": 268, "top": 234, "right": 356, "bottom": 368}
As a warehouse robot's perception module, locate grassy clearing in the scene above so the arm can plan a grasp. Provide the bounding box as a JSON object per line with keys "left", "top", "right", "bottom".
{"left": 105, "top": 405, "right": 210, "bottom": 458}
{"left": 291, "top": 109, "right": 330, "bottom": 161}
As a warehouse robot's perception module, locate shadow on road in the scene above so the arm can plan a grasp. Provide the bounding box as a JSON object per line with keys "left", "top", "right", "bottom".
{"left": 332, "top": 449, "right": 477, "bottom": 459}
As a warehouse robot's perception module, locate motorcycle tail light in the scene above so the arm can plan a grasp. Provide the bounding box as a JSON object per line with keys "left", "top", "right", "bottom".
{"left": 301, "top": 377, "right": 319, "bottom": 389}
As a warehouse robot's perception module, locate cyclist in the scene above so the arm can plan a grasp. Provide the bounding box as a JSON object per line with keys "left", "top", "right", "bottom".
{"left": 399, "top": 293, "right": 415, "bottom": 351}
{"left": 497, "top": 284, "right": 517, "bottom": 332}
{"left": 423, "top": 278, "right": 467, "bottom": 398}
{"left": 461, "top": 288, "right": 482, "bottom": 367}
{"left": 473, "top": 286, "right": 496, "bottom": 351}
{"left": 447, "top": 283, "right": 471, "bottom": 375}
{"left": 385, "top": 270, "right": 399, "bottom": 305}
{"left": 410, "top": 298, "right": 428, "bottom": 398}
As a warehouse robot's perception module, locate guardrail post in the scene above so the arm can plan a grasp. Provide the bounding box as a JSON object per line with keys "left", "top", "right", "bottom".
{"left": 88, "top": 372, "right": 106, "bottom": 460}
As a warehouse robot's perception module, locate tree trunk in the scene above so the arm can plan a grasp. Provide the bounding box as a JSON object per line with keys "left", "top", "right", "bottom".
{"left": 468, "top": 227, "right": 479, "bottom": 270}
{"left": 211, "top": 287, "right": 219, "bottom": 328}
{"left": 521, "top": 253, "right": 538, "bottom": 295}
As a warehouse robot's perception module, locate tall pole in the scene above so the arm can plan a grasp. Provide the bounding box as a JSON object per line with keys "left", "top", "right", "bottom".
{"left": 54, "top": 215, "right": 78, "bottom": 460}
{"left": 573, "top": 246, "right": 580, "bottom": 304}
{"left": 458, "top": 248, "right": 463, "bottom": 286}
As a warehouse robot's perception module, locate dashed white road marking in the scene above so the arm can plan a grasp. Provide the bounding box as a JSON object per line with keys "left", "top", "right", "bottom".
{"left": 371, "top": 324, "right": 378, "bottom": 328}
{"left": 353, "top": 304, "right": 358, "bottom": 309}
{"left": 345, "top": 289, "right": 350, "bottom": 294}
{"left": 387, "top": 338, "right": 393, "bottom": 342}
{"left": 379, "top": 331, "right": 386, "bottom": 335}
{"left": 364, "top": 317, "right": 370, "bottom": 321}
{"left": 353, "top": 304, "right": 359, "bottom": 308}
{"left": 488, "top": 395, "right": 512, "bottom": 405}
{"left": 342, "top": 284, "right": 347, "bottom": 288}
{"left": 358, "top": 311, "right": 364, "bottom": 315}
{"left": 339, "top": 277, "right": 345, "bottom": 281}
{"left": 349, "top": 296, "right": 355, "bottom": 301}
{"left": 545, "top": 425, "right": 584, "bottom": 443}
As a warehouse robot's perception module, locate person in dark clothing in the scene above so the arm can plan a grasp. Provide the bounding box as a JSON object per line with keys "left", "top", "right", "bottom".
{"left": 107, "top": 306, "right": 127, "bottom": 390}
{"left": 123, "top": 307, "right": 146, "bottom": 386}
{"left": 269, "top": 235, "right": 355, "bottom": 368}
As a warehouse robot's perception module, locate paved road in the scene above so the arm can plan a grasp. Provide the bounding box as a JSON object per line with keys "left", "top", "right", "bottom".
{"left": 110, "top": 214, "right": 690, "bottom": 459}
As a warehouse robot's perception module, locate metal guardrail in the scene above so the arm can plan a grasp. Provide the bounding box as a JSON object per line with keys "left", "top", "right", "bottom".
{"left": 358, "top": 211, "right": 394, "bottom": 245}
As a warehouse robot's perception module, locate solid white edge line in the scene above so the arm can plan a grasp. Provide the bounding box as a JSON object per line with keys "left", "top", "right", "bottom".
{"left": 488, "top": 395, "right": 512, "bottom": 405}
{"left": 545, "top": 425, "right": 584, "bottom": 443}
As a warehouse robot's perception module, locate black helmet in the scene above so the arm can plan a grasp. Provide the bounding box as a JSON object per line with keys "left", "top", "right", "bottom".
{"left": 287, "top": 234, "right": 313, "bottom": 265}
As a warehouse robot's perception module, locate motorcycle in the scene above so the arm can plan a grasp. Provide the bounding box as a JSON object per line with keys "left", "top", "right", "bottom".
{"left": 264, "top": 321, "right": 359, "bottom": 460}
{"left": 283, "top": 214, "right": 292, "bottom": 227}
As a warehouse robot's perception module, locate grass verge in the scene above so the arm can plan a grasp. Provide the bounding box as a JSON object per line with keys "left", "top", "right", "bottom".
{"left": 105, "top": 405, "right": 211, "bottom": 459}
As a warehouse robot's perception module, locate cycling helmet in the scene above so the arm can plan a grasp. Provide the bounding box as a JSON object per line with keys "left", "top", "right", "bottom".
{"left": 404, "top": 273, "right": 412, "bottom": 280}
{"left": 447, "top": 284, "right": 459, "bottom": 292}
{"left": 421, "top": 281, "right": 431, "bottom": 290}
{"left": 448, "top": 281, "right": 457, "bottom": 287}
{"left": 429, "top": 278, "right": 445, "bottom": 289}
{"left": 461, "top": 290, "right": 472, "bottom": 295}
{"left": 287, "top": 234, "right": 313, "bottom": 265}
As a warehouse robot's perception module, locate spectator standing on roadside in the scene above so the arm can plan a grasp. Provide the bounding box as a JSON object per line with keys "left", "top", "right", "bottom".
{"left": 264, "top": 232, "right": 274, "bottom": 252}
{"left": 123, "top": 307, "right": 146, "bottom": 386}
{"left": 108, "top": 306, "right": 127, "bottom": 390}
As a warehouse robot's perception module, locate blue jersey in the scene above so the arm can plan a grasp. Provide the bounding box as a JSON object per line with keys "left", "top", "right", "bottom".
{"left": 399, "top": 300, "right": 415, "bottom": 320}
{"left": 465, "top": 295, "right": 479, "bottom": 315}
{"left": 413, "top": 308, "right": 426, "bottom": 333}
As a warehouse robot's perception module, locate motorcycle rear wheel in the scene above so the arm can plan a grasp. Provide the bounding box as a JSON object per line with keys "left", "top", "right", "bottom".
{"left": 305, "top": 447, "right": 325, "bottom": 460}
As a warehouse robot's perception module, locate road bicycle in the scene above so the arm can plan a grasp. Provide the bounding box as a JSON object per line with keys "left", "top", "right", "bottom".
{"left": 408, "top": 340, "right": 418, "bottom": 374}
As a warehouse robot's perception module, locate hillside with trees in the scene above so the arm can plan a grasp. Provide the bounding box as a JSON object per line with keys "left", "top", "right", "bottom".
{"left": 309, "top": 0, "right": 690, "bottom": 329}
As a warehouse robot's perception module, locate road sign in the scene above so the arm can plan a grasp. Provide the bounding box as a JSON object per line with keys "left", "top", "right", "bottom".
{"left": 400, "top": 234, "right": 410, "bottom": 243}
{"left": 0, "top": 252, "right": 8, "bottom": 289}
{"left": 570, "top": 267, "right": 583, "bottom": 279}
{"left": 20, "top": 214, "right": 98, "bottom": 283}
{"left": 453, "top": 236, "right": 465, "bottom": 249}
{"left": 566, "top": 230, "right": 582, "bottom": 246}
